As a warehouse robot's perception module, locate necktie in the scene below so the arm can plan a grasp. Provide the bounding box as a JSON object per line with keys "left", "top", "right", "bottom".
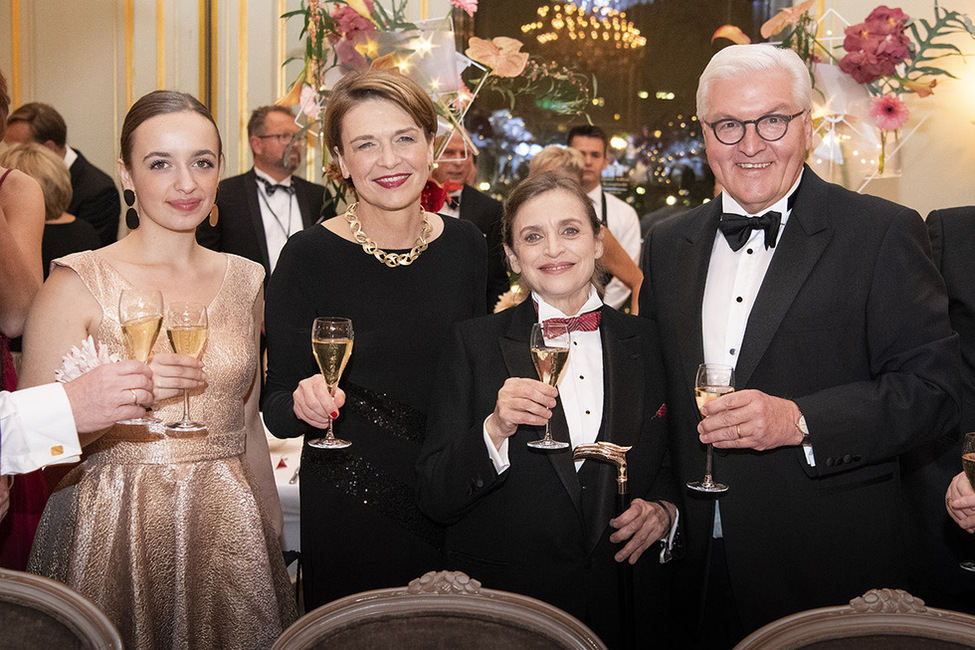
{"left": 718, "top": 211, "right": 781, "bottom": 252}
{"left": 259, "top": 177, "right": 296, "bottom": 197}
{"left": 542, "top": 309, "right": 602, "bottom": 333}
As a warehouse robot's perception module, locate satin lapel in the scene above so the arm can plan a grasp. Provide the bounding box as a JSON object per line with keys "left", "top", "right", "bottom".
{"left": 500, "top": 300, "right": 583, "bottom": 518}
{"left": 735, "top": 168, "right": 832, "bottom": 389}
{"left": 677, "top": 200, "right": 721, "bottom": 400}
{"left": 584, "top": 309, "right": 644, "bottom": 553}
{"left": 245, "top": 170, "right": 272, "bottom": 273}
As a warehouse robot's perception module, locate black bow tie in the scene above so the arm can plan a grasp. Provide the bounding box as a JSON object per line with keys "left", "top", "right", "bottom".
{"left": 259, "top": 177, "right": 296, "bottom": 197}
{"left": 718, "top": 211, "right": 782, "bottom": 252}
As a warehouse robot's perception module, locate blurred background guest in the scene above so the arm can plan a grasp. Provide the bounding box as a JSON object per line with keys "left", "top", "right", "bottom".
{"left": 418, "top": 171, "right": 677, "bottom": 647}
{"left": 567, "top": 124, "right": 641, "bottom": 312}
{"left": 0, "top": 142, "right": 101, "bottom": 278}
{"left": 23, "top": 89, "right": 295, "bottom": 648}
{"left": 528, "top": 145, "right": 642, "bottom": 315}
{"left": 4, "top": 102, "right": 119, "bottom": 246}
{"left": 432, "top": 128, "right": 509, "bottom": 312}
{"left": 263, "top": 70, "right": 487, "bottom": 610}
{"left": 196, "top": 105, "right": 333, "bottom": 283}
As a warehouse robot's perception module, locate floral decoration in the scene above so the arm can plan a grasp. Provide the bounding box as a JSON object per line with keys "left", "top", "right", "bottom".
{"left": 281, "top": 0, "right": 592, "bottom": 211}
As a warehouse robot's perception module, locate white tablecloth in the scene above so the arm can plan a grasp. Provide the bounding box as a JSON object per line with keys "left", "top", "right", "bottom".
{"left": 265, "top": 429, "right": 302, "bottom": 556}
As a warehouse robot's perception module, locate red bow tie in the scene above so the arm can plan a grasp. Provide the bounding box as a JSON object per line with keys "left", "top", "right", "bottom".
{"left": 542, "top": 309, "right": 602, "bottom": 333}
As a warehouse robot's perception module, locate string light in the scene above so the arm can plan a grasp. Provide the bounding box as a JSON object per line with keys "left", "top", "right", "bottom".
{"left": 521, "top": 2, "right": 646, "bottom": 53}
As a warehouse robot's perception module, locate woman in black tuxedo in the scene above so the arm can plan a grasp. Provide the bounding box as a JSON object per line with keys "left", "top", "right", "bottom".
{"left": 417, "top": 172, "right": 677, "bottom": 648}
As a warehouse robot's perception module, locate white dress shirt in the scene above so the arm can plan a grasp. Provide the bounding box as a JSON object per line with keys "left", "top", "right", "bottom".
{"left": 484, "top": 287, "right": 604, "bottom": 473}
{"left": 1, "top": 383, "right": 82, "bottom": 475}
{"left": 254, "top": 168, "right": 303, "bottom": 273}
{"left": 587, "top": 185, "right": 642, "bottom": 310}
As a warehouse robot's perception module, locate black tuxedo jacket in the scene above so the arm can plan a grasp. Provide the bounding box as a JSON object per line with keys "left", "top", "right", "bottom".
{"left": 69, "top": 149, "right": 119, "bottom": 246}
{"left": 639, "top": 166, "right": 959, "bottom": 635}
{"left": 417, "top": 298, "right": 676, "bottom": 646}
{"left": 899, "top": 206, "right": 975, "bottom": 612}
{"left": 456, "top": 185, "right": 509, "bottom": 311}
{"left": 196, "top": 169, "right": 332, "bottom": 283}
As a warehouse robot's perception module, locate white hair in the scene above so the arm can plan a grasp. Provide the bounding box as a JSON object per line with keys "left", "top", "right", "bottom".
{"left": 696, "top": 44, "right": 812, "bottom": 119}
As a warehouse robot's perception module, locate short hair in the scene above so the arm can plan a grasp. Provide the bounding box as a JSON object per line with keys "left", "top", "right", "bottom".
{"left": 120, "top": 90, "right": 222, "bottom": 167}
{"left": 435, "top": 128, "right": 476, "bottom": 159}
{"left": 528, "top": 146, "right": 584, "bottom": 183}
{"left": 697, "top": 44, "right": 812, "bottom": 118}
{"left": 323, "top": 70, "right": 437, "bottom": 155}
{"left": 566, "top": 124, "right": 609, "bottom": 155}
{"left": 0, "top": 68, "right": 9, "bottom": 138}
{"left": 0, "top": 142, "right": 73, "bottom": 221}
{"left": 5, "top": 102, "right": 68, "bottom": 148}
{"left": 247, "top": 105, "right": 296, "bottom": 138}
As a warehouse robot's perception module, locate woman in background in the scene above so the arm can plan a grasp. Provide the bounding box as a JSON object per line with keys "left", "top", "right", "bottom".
{"left": 0, "top": 142, "right": 101, "bottom": 278}
{"left": 263, "top": 70, "right": 487, "bottom": 609}
{"left": 23, "top": 90, "right": 295, "bottom": 649}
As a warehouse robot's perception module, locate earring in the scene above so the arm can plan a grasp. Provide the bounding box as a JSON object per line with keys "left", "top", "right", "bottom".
{"left": 208, "top": 203, "right": 219, "bottom": 227}
{"left": 123, "top": 189, "right": 139, "bottom": 230}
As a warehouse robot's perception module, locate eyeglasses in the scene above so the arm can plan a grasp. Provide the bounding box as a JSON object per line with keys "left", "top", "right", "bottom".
{"left": 256, "top": 133, "right": 299, "bottom": 144}
{"left": 705, "top": 111, "right": 805, "bottom": 145}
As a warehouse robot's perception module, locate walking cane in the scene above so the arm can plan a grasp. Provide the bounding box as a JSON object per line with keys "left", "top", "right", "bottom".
{"left": 574, "top": 441, "right": 635, "bottom": 650}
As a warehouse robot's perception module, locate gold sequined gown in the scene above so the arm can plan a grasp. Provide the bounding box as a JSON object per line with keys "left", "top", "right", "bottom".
{"left": 28, "top": 251, "right": 297, "bottom": 649}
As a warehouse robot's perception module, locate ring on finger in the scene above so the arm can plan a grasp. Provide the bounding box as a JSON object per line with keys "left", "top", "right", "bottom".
{"left": 736, "top": 423, "right": 742, "bottom": 440}
{"left": 129, "top": 389, "right": 139, "bottom": 406}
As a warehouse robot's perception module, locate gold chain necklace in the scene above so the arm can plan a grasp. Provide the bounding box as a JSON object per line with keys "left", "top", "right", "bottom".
{"left": 345, "top": 202, "right": 432, "bottom": 268}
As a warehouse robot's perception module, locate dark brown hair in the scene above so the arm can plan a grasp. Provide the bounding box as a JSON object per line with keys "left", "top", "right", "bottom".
{"left": 566, "top": 124, "right": 609, "bottom": 155}
{"left": 5, "top": 102, "right": 67, "bottom": 148}
{"left": 120, "top": 90, "right": 222, "bottom": 167}
{"left": 323, "top": 70, "right": 437, "bottom": 155}
{"left": 0, "top": 68, "right": 9, "bottom": 139}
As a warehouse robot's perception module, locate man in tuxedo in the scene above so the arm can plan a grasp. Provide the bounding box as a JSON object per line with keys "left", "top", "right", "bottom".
{"left": 5, "top": 102, "right": 119, "bottom": 245}
{"left": 433, "top": 129, "right": 508, "bottom": 311}
{"left": 196, "top": 105, "right": 332, "bottom": 282}
{"left": 567, "top": 124, "right": 641, "bottom": 311}
{"left": 639, "top": 44, "right": 958, "bottom": 646}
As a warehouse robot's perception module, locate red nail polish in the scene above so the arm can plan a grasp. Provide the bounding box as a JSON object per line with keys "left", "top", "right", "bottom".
{"left": 330, "top": 411, "right": 339, "bottom": 419}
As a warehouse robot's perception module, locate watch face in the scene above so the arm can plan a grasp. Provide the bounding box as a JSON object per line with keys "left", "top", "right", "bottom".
{"left": 797, "top": 415, "right": 809, "bottom": 436}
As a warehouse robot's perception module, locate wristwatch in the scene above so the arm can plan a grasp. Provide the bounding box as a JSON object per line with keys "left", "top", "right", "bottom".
{"left": 796, "top": 412, "right": 810, "bottom": 445}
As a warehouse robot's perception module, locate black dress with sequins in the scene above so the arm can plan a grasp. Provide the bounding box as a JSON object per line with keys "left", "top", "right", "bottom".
{"left": 263, "top": 216, "right": 487, "bottom": 609}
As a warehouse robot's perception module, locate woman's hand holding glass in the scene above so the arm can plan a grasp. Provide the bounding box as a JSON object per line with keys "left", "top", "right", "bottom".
{"left": 292, "top": 379, "right": 347, "bottom": 430}
{"left": 147, "top": 353, "right": 205, "bottom": 404}
{"left": 485, "top": 377, "right": 559, "bottom": 451}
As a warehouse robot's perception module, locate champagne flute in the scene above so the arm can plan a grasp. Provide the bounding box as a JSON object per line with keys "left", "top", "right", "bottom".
{"left": 118, "top": 289, "right": 163, "bottom": 425}
{"left": 960, "top": 432, "right": 975, "bottom": 571}
{"left": 528, "top": 322, "right": 571, "bottom": 450}
{"left": 309, "top": 317, "right": 354, "bottom": 449}
{"left": 687, "top": 363, "right": 734, "bottom": 493}
{"left": 164, "top": 302, "right": 208, "bottom": 433}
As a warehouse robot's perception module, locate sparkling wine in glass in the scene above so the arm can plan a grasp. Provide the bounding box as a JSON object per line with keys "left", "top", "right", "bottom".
{"left": 687, "top": 363, "right": 734, "bottom": 493}
{"left": 118, "top": 289, "right": 163, "bottom": 425}
{"left": 309, "top": 317, "right": 354, "bottom": 449}
{"left": 164, "top": 302, "right": 208, "bottom": 433}
{"left": 960, "top": 432, "right": 975, "bottom": 571}
{"left": 528, "top": 322, "right": 571, "bottom": 450}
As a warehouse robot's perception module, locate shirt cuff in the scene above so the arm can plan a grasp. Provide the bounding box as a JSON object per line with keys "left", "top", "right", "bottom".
{"left": 482, "top": 416, "right": 510, "bottom": 474}
{"left": 1, "top": 384, "right": 82, "bottom": 475}
{"left": 659, "top": 506, "right": 680, "bottom": 564}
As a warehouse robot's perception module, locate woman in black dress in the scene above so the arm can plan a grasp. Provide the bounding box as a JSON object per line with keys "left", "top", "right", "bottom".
{"left": 263, "top": 70, "right": 487, "bottom": 609}
{"left": 417, "top": 172, "right": 677, "bottom": 647}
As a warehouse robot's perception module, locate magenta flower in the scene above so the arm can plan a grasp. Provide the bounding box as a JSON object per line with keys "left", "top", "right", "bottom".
{"left": 840, "top": 6, "right": 911, "bottom": 85}
{"left": 450, "top": 0, "right": 478, "bottom": 17}
{"left": 869, "top": 93, "right": 909, "bottom": 131}
{"left": 331, "top": 1, "right": 375, "bottom": 41}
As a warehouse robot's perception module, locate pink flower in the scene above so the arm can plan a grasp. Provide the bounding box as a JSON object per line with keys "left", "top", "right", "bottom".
{"left": 331, "top": 1, "right": 375, "bottom": 41}
{"left": 869, "top": 93, "right": 909, "bottom": 131}
{"left": 450, "top": 0, "right": 478, "bottom": 17}
{"left": 840, "top": 6, "right": 912, "bottom": 85}
{"left": 299, "top": 84, "right": 321, "bottom": 120}
{"left": 466, "top": 37, "right": 529, "bottom": 78}
{"left": 865, "top": 5, "right": 910, "bottom": 33}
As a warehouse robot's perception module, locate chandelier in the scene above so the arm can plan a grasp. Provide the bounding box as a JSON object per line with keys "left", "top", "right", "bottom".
{"left": 521, "top": 2, "right": 647, "bottom": 53}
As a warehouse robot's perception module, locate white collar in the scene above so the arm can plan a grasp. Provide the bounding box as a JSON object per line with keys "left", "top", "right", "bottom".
{"left": 720, "top": 170, "right": 803, "bottom": 219}
{"left": 533, "top": 286, "right": 602, "bottom": 321}
{"left": 254, "top": 166, "right": 293, "bottom": 188}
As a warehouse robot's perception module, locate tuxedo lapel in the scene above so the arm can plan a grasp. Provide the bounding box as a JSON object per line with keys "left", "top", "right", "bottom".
{"left": 736, "top": 168, "right": 832, "bottom": 388}
{"left": 500, "top": 300, "right": 584, "bottom": 519}
{"left": 676, "top": 201, "right": 721, "bottom": 399}
{"left": 245, "top": 170, "right": 272, "bottom": 272}
{"left": 582, "top": 308, "right": 645, "bottom": 552}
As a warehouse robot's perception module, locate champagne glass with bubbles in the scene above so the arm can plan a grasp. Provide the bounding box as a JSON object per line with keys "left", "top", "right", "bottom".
{"left": 118, "top": 289, "right": 163, "bottom": 425}
{"left": 310, "top": 317, "right": 354, "bottom": 449}
{"left": 164, "top": 302, "right": 208, "bottom": 433}
{"left": 528, "top": 322, "right": 571, "bottom": 450}
{"left": 687, "top": 363, "right": 734, "bottom": 493}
